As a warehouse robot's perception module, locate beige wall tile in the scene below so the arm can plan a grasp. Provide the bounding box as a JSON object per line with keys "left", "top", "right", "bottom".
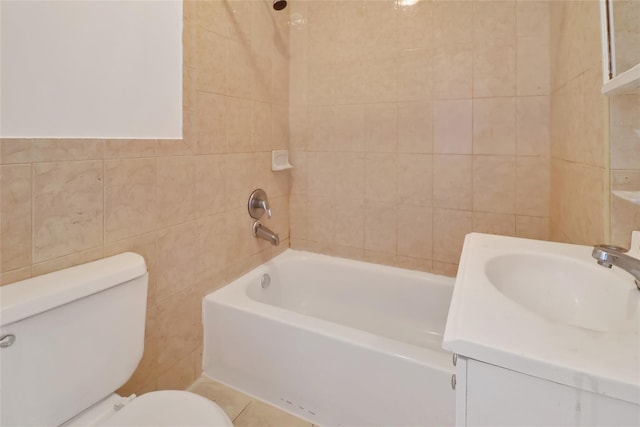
{"left": 104, "top": 139, "right": 157, "bottom": 159}
{"left": 307, "top": 196, "right": 335, "bottom": 245}
{"left": 306, "top": 151, "right": 336, "bottom": 199}
{"left": 289, "top": 194, "right": 307, "bottom": 240}
{"left": 397, "top": 205, "right": 433, "bottom": 259}
{"left": 156, "top": 290, "right": 199, "bottom": 375}
{"left": 365, "top": 153, "right": 397, "bottom": 203}
{"left": 517, "top": 1, "right": 549, "bottom": 39}
{"left": 156, "top": 222, "right": 197, "bottom": 302}
{"left": 1, "top": 139, "right": 31, "bottom": 164}
{"left": 32, "top": 139, "right": 104, "bottom": 162}
{"left": 332, "top": 104, "right": 366, "bottom": 152}
{"left": 473, "top": 156, "right": 516, "bottom": 214}
{"left": 334, "top": 152, "right": 365, "bottom": 205}
{"left": 1, "top": 165, "right": 32, "bottom": 272}
{"left": 105, "top": 158, "right": 157, "bottom": 243}
{"left": 433, "top": 154, "right": 472, "bottom": 210}
{"left": 397, "top": 102, "right": 433, "bottom": 154}
{"left": 433, "top": 0, "right": 473, "bottom": 47}
{"left": 517, "top": 36, "right": 550, "bottom": 96}
{"left": 516, "top": 156, "right": 550, "bottom": 217}
{"left": 432, "top": 208, "right": 471, "bottom": 264}
{"left": 335, "top": 205, "right": 364, "bottom": 249}
{"left": 227, "top": 97, "right": 253, "bottom": 153}
{"left": 157, "top": 351, "right": 197, "bottom": 391}
{"left": 195, "top": 155, "right": 227, "bottom": 217}
{"left": 473, "top": 97, "right": 516, "bottom": 155}
{"left": 252, "top": 101, "right": 272, "bottom": 152}
{"left": 196, "top": 92, "right": 227, "bottom": 154}
{"left": 473, "top": 0, "right": 516, "bottom": 44}
{"left": 33, "top": 161, "right": 104, "bottom": 263}
{"left": 364, "top": 103, "right": 397, "bottom": 153}
{"left": 195, "top": 28, "right": 227, "bottom": 95}
{"left": 516, "top": 215, "right": 549, "bottom": 241}
{"left": 398, "top": 48, "right": 433, "bottom": 102}
{"left": 473, "top": 40, "right": 516, "bottom": 98}
{"left": 580, "top": 67, "right": 607, "bottom": 168}
{"left": 157, "top": 156, "right": 196, "bottom": 228}
{"left": 473, "top": 212, "right": 515, "bottom": 237}
{"left": 517, "top": 96, "right": 550, "bottom": 156}
{"left": 433, "top": 100, "right": 472, "bottom": 154}
{"left": 195, "top": 214, "right": 228, "bottom": 284}
{"left": 397, "top": 154, "right": 433, "bottom": 207}
{"left": 398, "top": 0, "right": 432, "bottom": 51}
{"left": 364, "top": 202, "right": 396, "bottom": 254}
{"left": 433, "top": 43, "right": 473, "bottom": 100}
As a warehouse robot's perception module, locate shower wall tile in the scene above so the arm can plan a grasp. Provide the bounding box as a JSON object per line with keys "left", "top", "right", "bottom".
{"left": 472, "top": 97, "right": 516, "bottom": 155}
{"left": 433, "top": 100, "right": 472, "bottom": 155}
{"left": 516, "top": 215, "right": 549, "bottom": 241}
{"left": 473, "top": 156, "right": 516, "bottom": 215}
{"left": 397, "top": 102, "right": 433, "bottom": 154}
{"left": 473, "top": 212, "right": 516, "bottom": 237}
{"left": 288, "top": 0, "right": 551, "bottom": 275}
{"left": 397, "top": 206, "right": 433, "bottom": 260}
{"left": 433, "top": 44, "right": 473, "bottom": 100}
{"left": 516, "top": 96, "right": 550, "bottom": 156}
{"left": 433, "top": 155, "right": 472, "bottom": 211}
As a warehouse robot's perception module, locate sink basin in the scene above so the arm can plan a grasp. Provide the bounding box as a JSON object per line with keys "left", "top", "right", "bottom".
{"left": 485, "top": 253, "right": 638, "bottom": 332}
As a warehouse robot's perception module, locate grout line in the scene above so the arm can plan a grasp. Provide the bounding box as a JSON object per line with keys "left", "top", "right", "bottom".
{"left": 232, "top": 399, "right": 253, "bottom": 423}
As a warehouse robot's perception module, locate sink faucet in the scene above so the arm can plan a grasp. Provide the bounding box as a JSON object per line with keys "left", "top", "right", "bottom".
{"left": 253, "top": 221, "right": 280, "bottom": 246}
{"left": 592, "top": 245, "right": 640, "bottom": 290}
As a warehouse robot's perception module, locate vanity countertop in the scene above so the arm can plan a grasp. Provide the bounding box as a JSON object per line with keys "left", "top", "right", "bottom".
{"left": 443, "top": 233, "right": 640, "bottom": 405}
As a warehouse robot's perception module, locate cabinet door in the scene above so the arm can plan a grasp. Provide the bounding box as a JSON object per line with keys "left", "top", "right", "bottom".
{"left": 464, "top": 359, "right": 640, "bottom": 426}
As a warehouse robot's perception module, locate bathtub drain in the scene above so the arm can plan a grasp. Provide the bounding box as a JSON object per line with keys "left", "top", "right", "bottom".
{"left": 261, "top": 273, "right": 271, "bottom": 288}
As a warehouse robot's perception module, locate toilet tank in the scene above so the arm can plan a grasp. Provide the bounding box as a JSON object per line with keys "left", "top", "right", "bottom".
{"left": 0, "top": 253, "right": 148, "bottom": 427}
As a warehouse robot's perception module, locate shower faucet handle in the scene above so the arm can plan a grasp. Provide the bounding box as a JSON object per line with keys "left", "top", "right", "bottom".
{"left": 248, "top": 189, "right": 272, "bottom": 219}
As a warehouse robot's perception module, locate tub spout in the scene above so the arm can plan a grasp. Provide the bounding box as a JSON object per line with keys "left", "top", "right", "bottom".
{"left": 252, "top": 221, "right": 280, "bottom": 246}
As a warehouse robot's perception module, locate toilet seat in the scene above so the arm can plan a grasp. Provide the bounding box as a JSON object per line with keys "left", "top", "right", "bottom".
{"left": 100, "top": 390, "right": 233, "bottom": 427}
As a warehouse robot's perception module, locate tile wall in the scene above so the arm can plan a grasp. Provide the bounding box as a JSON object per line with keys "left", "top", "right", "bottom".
{"left": 548, "top": 0, "right": 608, "bottom": 245}
{"left": 0, "top": 0, "right": 290, "bottom": 394}
{"left": 289, "top": 0, "right": 551, "bottom": 276}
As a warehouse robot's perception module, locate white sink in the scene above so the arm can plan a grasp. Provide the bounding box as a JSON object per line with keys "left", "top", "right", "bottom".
{"left": 443, "top": 233, "right": 640, "bottom": 406}
{"left": 485, "top": 253, "right": 638, "bottom": 332}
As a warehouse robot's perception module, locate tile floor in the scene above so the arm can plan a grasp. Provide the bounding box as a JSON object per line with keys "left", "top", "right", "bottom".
{"left": 188, "top": 376, "right": 314, "bottom": 426}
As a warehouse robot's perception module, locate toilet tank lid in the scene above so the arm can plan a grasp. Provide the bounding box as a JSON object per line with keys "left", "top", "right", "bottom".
{"left": 1, "top": 252, "right": 147, "bottom": 326}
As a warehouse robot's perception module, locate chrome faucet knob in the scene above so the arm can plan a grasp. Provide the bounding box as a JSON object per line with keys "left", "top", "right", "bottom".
{"left": 248, "top": 189, "right": 272, "bottom": 219}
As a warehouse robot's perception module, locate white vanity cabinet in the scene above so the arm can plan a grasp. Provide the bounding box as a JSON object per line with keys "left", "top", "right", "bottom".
{"left": 453, "top": 356, "right": 640, "bottom": 426}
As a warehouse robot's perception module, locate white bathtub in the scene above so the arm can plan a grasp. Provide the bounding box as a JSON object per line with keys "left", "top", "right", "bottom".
{"left": 202, "top": 250, "right": 456, "bottom": 426}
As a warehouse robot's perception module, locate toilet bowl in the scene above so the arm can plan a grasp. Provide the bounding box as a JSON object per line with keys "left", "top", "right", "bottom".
{"left": 0, "top": 253, "right": 232, "bottom": 427}
{"left": 62, "top": 391, "right": 232, "bottom": 427}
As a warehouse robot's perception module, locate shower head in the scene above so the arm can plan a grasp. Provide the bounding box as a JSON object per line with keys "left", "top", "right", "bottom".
{"left": 273, "top": 0, "right": 287, "bottom": 11}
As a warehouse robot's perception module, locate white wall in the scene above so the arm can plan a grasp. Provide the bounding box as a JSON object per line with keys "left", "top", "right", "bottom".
{"left": 0, "top": 0, "right": 182, "bottom": 139}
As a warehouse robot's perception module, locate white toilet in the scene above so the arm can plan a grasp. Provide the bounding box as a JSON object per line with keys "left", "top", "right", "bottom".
{"left": 0, "top": 253, "right": 233, "bottom": 427}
